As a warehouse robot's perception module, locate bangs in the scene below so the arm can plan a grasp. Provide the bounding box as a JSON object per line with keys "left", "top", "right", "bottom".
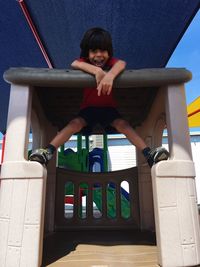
{"left": 88, "top": 33, "right": 110, "bottom": 52}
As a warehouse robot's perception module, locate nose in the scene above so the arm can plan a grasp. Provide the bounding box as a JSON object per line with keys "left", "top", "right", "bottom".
{"left": 95, "top": 49, "right": 103, "bottom": 56}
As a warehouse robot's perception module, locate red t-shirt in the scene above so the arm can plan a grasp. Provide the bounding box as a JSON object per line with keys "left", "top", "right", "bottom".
{"left": 78, "top": 57, "right": 118, "bottom": 109}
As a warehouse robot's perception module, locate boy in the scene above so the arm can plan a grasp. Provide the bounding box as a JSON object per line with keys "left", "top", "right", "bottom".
{"left": 29, "top": 27, "right": 169, "bottom": 167}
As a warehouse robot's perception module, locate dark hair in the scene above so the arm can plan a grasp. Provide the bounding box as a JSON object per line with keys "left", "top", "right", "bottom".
{"left": 80, "top": 27, "right": 113, "bottom": 58}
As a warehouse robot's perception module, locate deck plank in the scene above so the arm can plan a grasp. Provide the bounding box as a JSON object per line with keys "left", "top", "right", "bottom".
{"left": 42, "top": 230, "right": 158, "bottom": 267}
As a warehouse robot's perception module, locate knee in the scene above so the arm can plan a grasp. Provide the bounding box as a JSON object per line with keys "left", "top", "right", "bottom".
{"left": 112, "top": 119, "right": 131, "bottom": 133}
{"left": 68, "top": 118, "right": 85, "bottom": 133}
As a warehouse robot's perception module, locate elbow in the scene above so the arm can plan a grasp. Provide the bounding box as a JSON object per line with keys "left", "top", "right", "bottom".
{"left": 117, "top": 60, "right": 126, "bottom": 70}
{"left": 122, "top": 60, "right": 126, "bottom": 69}
{"left": 71, "top": 60, "right": 79, "bottom": 69}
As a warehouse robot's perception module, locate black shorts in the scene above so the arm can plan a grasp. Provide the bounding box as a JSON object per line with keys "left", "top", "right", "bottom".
{"left": 78, "top": 107, "right": 121, "bottom": 129}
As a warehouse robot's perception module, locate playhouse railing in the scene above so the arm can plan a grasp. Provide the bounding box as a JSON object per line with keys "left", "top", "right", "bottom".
{"left": 55, "top": 167, "right": 139, "bottom": 230}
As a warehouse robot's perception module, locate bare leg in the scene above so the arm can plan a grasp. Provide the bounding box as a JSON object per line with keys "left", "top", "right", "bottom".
{"left": 50, "top": 117, "right": 87, "bottom": 149}
{"left": 111, "top": 118, "right": 147, "bottom": 151}
{"left": 111, "top": 118, "right": 169, "bottom": 167}
{"left": 29, "top": 117, "right": 87, "bottom": 165}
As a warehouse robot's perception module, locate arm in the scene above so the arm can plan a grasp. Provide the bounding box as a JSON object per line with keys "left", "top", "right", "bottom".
{"left": 71, "top": 60, "right": 106, "bottom": 85}
{"left": 97, "top": 59, "right": 126, "bottom": 96}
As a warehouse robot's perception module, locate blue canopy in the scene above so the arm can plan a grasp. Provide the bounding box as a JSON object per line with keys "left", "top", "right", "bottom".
{"left": 0, "top": 0, "right": 200, "bottom": 133}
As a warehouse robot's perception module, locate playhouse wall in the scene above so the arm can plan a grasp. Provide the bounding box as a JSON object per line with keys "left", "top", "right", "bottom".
{"left": 31, "top": 92, "right": 58, "bottom": 234}
{"left": 136, "top": 88, "right": 166, "bottom": 231}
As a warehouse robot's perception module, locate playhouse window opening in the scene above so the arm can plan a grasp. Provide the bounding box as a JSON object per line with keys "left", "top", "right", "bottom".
{"left": 93, "top": 183, "right": 103, "bottom": 218}
{"left": 162, "top": 128, "right": 169, "bottom": 151}
{"left": 121, "top": 181, "right": 130, "bottom": 219}
{"left": 79, "top": 183, "right": 88, "bottom": 219}
{"left": 107, "top": 182, "right": 117, "bottom": 218}
{"left": 64, "top": 181, "right": 74, "bottom": 219}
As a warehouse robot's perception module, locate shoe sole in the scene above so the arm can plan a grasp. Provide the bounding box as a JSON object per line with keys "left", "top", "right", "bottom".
{"left": 29, "top": 154, "right": 47, "bottom": 165}
{"left": 154, "top": 151, "right": 169, "bottom": 163}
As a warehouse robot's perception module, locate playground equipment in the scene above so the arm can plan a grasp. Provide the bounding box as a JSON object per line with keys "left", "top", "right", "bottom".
{"left": 187, "top": 96, "right": 200, "bottom": 128}
{"left": 58, "top": 135, "right": 89, "bottom": 171}
{"left": 0, "top": 68, "right": 200, "bottom": 267}
{"left": 58, "top": 134, "right": 108, "bottom": 172}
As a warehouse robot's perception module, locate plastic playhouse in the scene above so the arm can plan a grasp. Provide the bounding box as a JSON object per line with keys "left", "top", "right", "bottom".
{"left": 0, "top": 67, "right": 200, "bottom": 267}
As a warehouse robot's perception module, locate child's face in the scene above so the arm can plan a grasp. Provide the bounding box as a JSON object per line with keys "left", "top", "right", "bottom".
{"left": 88, "top": 49, "right": 109, "bottom": 67}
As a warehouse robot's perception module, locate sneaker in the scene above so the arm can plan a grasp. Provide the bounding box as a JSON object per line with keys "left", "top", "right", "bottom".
{"left": 29, "top": 148, "right": 53, "bottom": 165}
{"left": 147, "top": 147, "right": 169, "bottom": 167}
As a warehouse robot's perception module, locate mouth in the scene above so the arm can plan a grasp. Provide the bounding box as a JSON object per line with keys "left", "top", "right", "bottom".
{"left": 91, "top": 58, "right": 106, "bottom": 67}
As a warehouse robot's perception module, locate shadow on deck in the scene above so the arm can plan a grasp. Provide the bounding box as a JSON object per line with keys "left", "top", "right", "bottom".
{"left": 42, "top": 229, "right": 157, "bottom": 267}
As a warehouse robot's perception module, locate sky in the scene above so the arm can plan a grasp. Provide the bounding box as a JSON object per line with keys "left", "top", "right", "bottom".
{"left": 167, "top": 10, "right": 200, "bottom": 106}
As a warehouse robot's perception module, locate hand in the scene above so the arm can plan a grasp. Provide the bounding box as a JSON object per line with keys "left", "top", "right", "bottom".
{"left": 97, "top": 72, "right": 114, "bottom": 96}
{"left": 95, "top": 68, "right": 106, "bottom": 86}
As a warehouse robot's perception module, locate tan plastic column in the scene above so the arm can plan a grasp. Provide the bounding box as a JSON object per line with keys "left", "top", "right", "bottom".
{"left": 0, "top": 84, "right": 47, "bottom": 267}
{"left": 152, "top": 84, "right": 200, "bottom": 267}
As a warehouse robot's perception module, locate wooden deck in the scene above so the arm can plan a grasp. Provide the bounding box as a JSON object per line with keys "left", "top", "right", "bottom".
{"left": 42, "top": 230, "right": 158, "bottom": 267}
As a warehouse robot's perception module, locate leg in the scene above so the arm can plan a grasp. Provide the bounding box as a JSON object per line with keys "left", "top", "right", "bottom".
{"left": 50, "top": 117, "right": 87, "bottom": 148}
{"left": 111, "top": 118, "right": 147, "bottom": 150}
{"left": 111, "top": 118, "right": 169, "bottom": 167}
{"left": 29, "top": 117, "right": 87, "bottom": 164}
